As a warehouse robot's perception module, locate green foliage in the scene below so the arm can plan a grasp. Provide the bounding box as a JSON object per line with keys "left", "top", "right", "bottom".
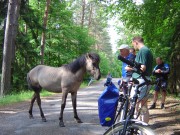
{"left": 111, "top": 52, "right": 122, "bottom": 77}
{"left": 105, "top": 0, "right": 180, "bottom": 94}
{"left": 0, "top": 0, "right": 99, "bottom": 93}
{"left": 99, "top": 52, "right": 121, "bottom": 78}
{"left": 109, "top": 0, "right": 180, "bottom": 62}
{"left": 0, "top": 0, "right": 115, "bottom": 94}
{"left": 99, "top": 52, "right": 111, "bottom": 77}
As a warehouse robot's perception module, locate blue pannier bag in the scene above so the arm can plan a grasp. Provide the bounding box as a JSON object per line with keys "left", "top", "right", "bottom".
{"left": 98, "top": 83, "right": 119, "bottom": 126}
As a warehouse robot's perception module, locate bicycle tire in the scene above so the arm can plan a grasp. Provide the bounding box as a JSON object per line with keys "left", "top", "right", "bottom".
{"left": 104, "top": 123, "right": 156, "bottom": 135}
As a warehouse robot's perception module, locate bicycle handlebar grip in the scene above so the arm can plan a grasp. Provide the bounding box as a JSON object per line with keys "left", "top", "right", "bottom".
{"left": 118, "top": 55, "right": 134, "bottom": 67}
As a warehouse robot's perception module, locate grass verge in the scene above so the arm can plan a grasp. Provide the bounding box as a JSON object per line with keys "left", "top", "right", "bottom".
{"left": 0, "top": 90, "right": 53, "bottom": 106}
{"left": 0, "top": 82, "right": 92, "bottom": 107}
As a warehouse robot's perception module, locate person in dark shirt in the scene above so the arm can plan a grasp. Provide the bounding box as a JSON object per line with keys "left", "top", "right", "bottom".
{"left": 149, "top": 57, "right": 170, "bottom": 109}
{"left": 126, "top": 36, "right": 153, "bottom": 124}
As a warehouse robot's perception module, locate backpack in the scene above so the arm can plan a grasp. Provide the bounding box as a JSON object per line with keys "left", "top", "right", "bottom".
{"left": 98, "top": 83, "right": 119, "bottom": 126}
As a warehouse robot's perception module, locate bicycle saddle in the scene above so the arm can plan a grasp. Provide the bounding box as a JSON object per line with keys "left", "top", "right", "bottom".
{"left": 122, "top": 77, "right": 130, "bottom": 83}
{"left": 130, "top": 78, "right": 139, "bottom": 84}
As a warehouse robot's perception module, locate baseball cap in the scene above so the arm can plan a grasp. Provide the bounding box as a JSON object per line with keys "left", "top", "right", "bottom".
{"left": 117, "top": 44, "right": 129, "bottom": 50}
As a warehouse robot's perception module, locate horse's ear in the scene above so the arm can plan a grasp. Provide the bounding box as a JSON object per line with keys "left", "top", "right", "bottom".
{"left": 86, "top": 53, "right": 91, "bottom": 59}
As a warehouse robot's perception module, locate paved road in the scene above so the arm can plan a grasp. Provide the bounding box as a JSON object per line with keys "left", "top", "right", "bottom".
{"left": 0, "top": 78, "right": 119, "bottom": 135}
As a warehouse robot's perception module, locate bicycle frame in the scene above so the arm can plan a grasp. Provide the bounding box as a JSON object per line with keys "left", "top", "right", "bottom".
{"left": 114, "top": 78, "right": 134, "bottom": 124}
{"left": 121, "top": 81, "right": 148, "bottom": 134}
{"left": 113, "top": 94, "right": 127, "bottom": 124}
{"left": 114, "top": 74, "right": 151, "bottom": 134}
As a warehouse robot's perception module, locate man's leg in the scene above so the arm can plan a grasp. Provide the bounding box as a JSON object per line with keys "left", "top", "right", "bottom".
{"left": 161, "top": 90, "right": 166, "bottom": 103}
{"left": 136, "top": 78, "right": 151, "bottom": 123}
{"left": 161, "top": 90, "right": 166, "bottom": 109}
{"left": 153, "top": 91, "right": 159, "bottom": 103}
{"left": 140, "top": 99, "right": 149, "bottom": 123}
{"left": 149, "top": 84, "right": 160, "bottom": 109}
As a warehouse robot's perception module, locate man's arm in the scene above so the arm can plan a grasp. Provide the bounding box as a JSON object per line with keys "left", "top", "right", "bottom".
{"left": 152, "top": 65, "right": 158, "bottom": 75}
{"left": 161, "top": 64, "right": 170, "bottom": 74}
{"left": 125, "top": 64, "right": 146, "bottom": 72}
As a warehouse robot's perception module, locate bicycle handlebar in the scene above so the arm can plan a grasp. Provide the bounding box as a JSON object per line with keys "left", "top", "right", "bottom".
{"left": 118, "top": 55, "right": 141, "bottom": 71}
{"left": 118, "top": 55, "right": 150, "bottom": 83}
{"left": 118, "top": 55, "right": 135, "bottom": 67}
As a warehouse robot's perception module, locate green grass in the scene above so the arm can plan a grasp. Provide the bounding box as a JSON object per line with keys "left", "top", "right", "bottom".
{"left": 0, "top": 90, "right": 53, "bottom": 106}
{"left": 0, "top": 81, "right": 94, "bottom": 107}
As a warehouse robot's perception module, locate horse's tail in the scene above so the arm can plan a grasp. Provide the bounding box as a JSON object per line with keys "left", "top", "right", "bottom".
{"left": 27, "top": 73, "right": 32, "bottom": 90}
{"left": 27, "top": 71, "right": 42, "bottom": 92}
{"left": 27, "top": 72, "right": 37, "bottom": 90}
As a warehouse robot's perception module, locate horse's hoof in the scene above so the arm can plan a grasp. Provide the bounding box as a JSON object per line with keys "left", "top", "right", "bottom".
{"left": 42, "top": 118, "right": 47, "bottom": 122}
{"left": 59, "top": 121, "right": 65, "bottom": 127}
{"left": 75, "top": 118, "right": 83, "bottom": 123}
{"left": 29, "top": 115, "right": 34, "bottom": 119}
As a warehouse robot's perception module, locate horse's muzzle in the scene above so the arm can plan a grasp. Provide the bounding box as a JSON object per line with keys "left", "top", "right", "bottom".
{"left": 94, "top": 69, "right": 101, "bottom": 80}
{"left": 97, "top": 74, "right": 101, "bottom": 80}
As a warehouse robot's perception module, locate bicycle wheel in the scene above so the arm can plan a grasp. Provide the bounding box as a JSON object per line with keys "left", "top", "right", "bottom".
{"left": 104, "top": 123, "right": 156, "bottom": 135}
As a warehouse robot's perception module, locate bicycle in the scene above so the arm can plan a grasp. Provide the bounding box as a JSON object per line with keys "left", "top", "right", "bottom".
{"left": 115, "top": 77, "right": 134, "bottom": 123}
{"left": 103, "top": 56, "right": 156, "bottom": 135}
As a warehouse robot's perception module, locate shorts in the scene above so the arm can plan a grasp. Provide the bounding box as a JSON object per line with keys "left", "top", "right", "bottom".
{"left": 130, "top": 77, "right": 152, "bottom": 100}
{"left": 154, "top": 80, "right": 167, "bottom": 92}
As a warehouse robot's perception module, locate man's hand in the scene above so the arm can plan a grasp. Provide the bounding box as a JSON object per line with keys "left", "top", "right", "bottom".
{"left": 125, "top": 66, "right": 133, "bottom": 71}
{"left": 140, "top": 65, "right": 146, "bottom": 72}
{"left": 155, "top": 69, "right": 162, "bottom": 73}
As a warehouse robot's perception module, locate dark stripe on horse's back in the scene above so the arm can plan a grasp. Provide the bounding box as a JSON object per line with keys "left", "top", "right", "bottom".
{"left": 64, "top": 55, "right": 86, "bottom": 74}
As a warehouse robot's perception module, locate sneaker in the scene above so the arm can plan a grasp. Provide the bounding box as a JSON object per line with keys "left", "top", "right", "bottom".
{"left": 161, "top": 103, "right": 165, "bottom": 109}
{"left": 149, "top": 103, "right": 156, "bottom": 109}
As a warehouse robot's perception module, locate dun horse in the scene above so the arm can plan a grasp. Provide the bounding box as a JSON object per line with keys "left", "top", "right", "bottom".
{"left": 27, "top": 53, "right": 101, "bottom": 127}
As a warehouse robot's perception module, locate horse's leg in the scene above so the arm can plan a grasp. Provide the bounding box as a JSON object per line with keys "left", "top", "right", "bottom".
{"left": 36, "top": 92, "right": 46, "bottom": 122}
{"left": 29, "top": 92, "right": 36, "bottom": 119}
{"left": 71, "top": 92, "right": 82, "bottom": 123}
{"left": 59, "top": 91, "right": 68, "bottom": 127}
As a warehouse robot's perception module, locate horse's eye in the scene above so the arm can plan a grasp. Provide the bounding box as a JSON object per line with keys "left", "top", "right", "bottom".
{"left": 93, "top": 63, "right": 99, "bottom": 69}
{"left": 92, "top": 63, "right": 96, "bottom": 67}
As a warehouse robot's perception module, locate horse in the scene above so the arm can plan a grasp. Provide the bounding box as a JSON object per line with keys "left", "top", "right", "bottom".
{"left": 27, "top": 53, "right": 101, "bottom": 127}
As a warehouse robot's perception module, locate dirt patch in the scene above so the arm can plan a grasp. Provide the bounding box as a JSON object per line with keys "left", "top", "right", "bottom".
{"left": 148, "top": 94, "right": 180, "bottom": 135}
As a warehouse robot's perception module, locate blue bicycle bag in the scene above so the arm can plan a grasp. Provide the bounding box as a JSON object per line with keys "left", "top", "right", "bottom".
{"left": 98, "top": 83, "right": 119, "bottom": 126}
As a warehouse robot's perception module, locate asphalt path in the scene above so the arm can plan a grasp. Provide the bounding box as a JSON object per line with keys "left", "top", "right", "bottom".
{"left": 0, "top": 78, "right": 119, "bottom": 135}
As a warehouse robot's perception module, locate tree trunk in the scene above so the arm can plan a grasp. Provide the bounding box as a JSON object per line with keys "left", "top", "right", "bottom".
{"left": 169, "top": 43, "right": 180, "bottom": 96}
{"left": 81, "top": 0, "right": 85, "bottom": 28}
{"left": 1, "top": 0, "right": 21, "bottom": 96}
{"left": 88, "top": 3, "right": 93, "bottom": 29}
{"left": 11, "top": 0, "right": 21, "bottom": 88}
{"left": 40, "top": 0, "right": 51, "bottom": 65}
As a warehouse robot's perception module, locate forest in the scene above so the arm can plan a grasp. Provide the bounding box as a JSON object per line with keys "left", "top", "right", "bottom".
{"left": 0, "top": 0, "right": 179, "bottom": 96}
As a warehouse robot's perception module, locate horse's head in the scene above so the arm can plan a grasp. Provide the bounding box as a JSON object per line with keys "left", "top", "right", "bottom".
{"left": 85, "top": 53, "right": 101, "bottom": 80}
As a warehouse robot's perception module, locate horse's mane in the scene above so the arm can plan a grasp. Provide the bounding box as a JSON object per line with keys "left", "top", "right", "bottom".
{"left": 64, "top": 53, "right": 100, "bottom": 74}
{"left": 63, "top": 55, "right": 86, "bottom": 74}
